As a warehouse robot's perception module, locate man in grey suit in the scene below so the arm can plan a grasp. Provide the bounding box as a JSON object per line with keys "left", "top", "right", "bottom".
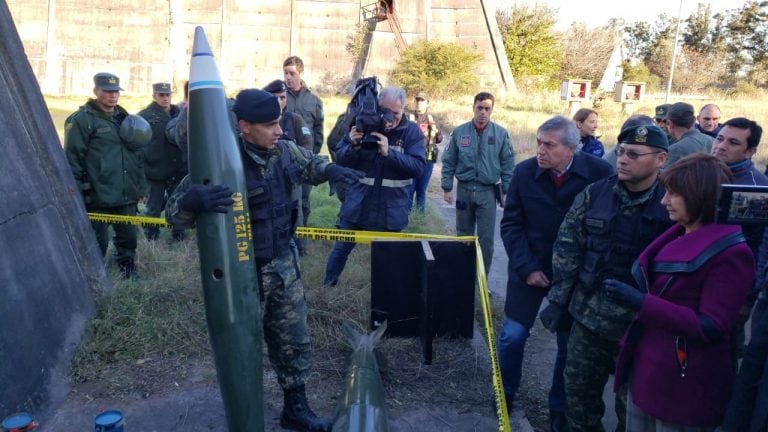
{"left": 663, "top": 102, "right": 714, "bottom": 167}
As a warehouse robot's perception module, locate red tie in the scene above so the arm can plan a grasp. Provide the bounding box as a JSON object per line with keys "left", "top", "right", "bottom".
{"left": 550, "top": 171, "right": 566, "bottom": 188}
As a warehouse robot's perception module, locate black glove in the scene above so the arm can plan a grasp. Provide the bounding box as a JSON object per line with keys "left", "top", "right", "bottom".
{"left": 539, "top": 302, "right": 565, "bottom": 333}
{"left": 178, "top": 184, "right": 234, "bottom": 214}
{"left": 603, "top": 279, "right": 645, "bottom": 311}
{"left": 325, "top": 164, "right": 365, "bottom": 185}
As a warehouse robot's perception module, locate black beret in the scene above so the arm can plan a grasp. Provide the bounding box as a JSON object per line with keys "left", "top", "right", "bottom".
{"left": 263, "top": 79, "right": 286, "bottom": 94}
{"left": 618, "top": 124, "right": 669, "bottom": 152}
{"left": 233, "top": 89, "right": 281, "bottom": 123}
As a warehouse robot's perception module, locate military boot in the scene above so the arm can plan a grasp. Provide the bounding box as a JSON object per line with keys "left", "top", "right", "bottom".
{"left": 118, "top": 260, "right": 137, "bottom": 280}
{"left": 144, "top": 228, "right": 159, "bottom": 241}
{"left": 280, "top": 385, "right": 332, "bottom": 432}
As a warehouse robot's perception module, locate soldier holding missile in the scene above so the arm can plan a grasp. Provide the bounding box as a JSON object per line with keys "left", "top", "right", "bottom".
{"left": 166, "top": 88, "right": 362, "bottom": 432}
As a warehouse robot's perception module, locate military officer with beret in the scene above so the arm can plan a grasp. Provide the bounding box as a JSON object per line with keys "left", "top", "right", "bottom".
{"left": 263, "top": 79, "right": 313, "bottom": 151}
{"left": 540, "top": 125, "right": 674, "bottom": 431}
{"left": 64, "top": 72, "right": 148, "bottom": 278}
{"left": 138, "top": 82, "right": 186, "bottom": 242}
{"left": 166, "top": 89, "right": 362, "bottom": 432}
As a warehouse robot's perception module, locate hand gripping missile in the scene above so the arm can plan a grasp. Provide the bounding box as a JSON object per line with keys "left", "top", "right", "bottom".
{"left": 187, "top": 26, "right": 263, "bottom": 431}
{"left": 333, "top": 321, "right": 389, "bottom": 432}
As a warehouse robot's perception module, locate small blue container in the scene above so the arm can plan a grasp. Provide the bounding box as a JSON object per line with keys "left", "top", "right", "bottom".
{"left": 1, "top": 412, "right": 36, "bottom": 432}
{"left": 94, "top": 410, "right": 124, "bottom": 432}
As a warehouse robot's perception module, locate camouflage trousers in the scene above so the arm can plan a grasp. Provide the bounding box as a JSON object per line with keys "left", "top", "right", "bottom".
{"left": 565, "top": 321, "right": 628, "bottom": 432}
{"left": 258, "top": 241, "right": 311, "bottom": 391}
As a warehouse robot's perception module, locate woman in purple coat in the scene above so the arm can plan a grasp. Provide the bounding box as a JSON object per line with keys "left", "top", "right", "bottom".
{"left": 603, "top": 153, "right": 755, "bottom": 430}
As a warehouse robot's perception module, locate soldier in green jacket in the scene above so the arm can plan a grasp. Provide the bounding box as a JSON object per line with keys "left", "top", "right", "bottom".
{"left": 138, "top": 82, "right": 185, "bottom": 241}
{"left": 283, "top": 56, "right": 325, "bottom": 255}
{"left": 64, "top": 72, "right": 148, "bottom": 278}
{"left": 441, "top": 92, "right": 515, "bottom": 274}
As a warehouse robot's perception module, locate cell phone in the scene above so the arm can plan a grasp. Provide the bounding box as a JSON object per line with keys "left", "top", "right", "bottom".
{"left": 716, "top": 184, "right": 768, "bottom": 225}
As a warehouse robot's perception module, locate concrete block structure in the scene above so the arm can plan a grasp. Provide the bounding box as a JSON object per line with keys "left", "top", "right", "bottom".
{"left": 8, "top": 0, "right": 514, "bottom": 96}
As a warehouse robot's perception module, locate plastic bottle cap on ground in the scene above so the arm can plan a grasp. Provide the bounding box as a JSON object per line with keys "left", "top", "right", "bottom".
{"left": 2, "top": 412, "right": 33, "bottom": 429}
{"left": 94, "top": 410, "right": 123, "bottom": 425}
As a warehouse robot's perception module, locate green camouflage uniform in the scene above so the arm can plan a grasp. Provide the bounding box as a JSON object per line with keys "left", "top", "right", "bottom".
{"left": 166, "top": 138, "right": 330, "bottom": 390}
{"left": 547, "top": 176, "right": 670, "bottom": 432}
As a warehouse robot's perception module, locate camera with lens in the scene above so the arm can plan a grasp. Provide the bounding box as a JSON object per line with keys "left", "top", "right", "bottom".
{"left": 350, "top": 76, "right": 395, "bottom": 150}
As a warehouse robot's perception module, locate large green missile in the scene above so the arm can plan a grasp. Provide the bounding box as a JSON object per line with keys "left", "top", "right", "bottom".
{"left": 187, "top": 26, "right": 263, "bottom": 430}
{"left": 333, "top": 322, "right": 389, "bottom": 432}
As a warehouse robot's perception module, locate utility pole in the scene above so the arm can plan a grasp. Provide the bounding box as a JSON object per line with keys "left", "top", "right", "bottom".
{"left": 665, "top": 0, "right": 684, "bottom": 103}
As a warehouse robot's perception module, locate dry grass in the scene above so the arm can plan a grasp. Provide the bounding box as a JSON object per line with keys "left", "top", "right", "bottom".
{"left": 70, "top": 181, "right": 495, "bottom": 416}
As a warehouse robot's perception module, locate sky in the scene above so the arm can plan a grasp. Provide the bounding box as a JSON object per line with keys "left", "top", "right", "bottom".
{"left": 491, "top": 0, "right": 750, "bottom": 30}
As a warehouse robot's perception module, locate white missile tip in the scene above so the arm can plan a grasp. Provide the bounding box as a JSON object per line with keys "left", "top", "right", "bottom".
{"left": 192, "top": 26, "right": 213, "bottom": 57}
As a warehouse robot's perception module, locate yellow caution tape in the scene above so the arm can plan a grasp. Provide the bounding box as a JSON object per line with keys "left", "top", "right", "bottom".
{"left": 86, "top": 214, "right": 510, "bottom": 429}
{"left": 475, "top": 240, "right": 511, "bottom": 432}
{"left": 88, "top": 212, "right": 169, "bottom": 227}
{"left": 295, "top": 226, "right": 476, "bottom": 244}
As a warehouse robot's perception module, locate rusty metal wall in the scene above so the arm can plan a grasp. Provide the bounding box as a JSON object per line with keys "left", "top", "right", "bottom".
{"left": 7, "top": 0, "right": 513, "bottom": 97}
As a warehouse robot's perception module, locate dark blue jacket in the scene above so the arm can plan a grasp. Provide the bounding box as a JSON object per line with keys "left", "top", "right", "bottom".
{"left": 721, "top": 310, "right": 768, "bottom": 431}
{"left": 696, "top": 123, "right": 722, "bottom": 138}
{"left": 500, "top": 152, "right": 613, "bottom": 326}
{"left": 580, "top": 135, "right": 604, "bottom": 158}
{"left": 335, "top": 118, "right": 426, "bottom": 231}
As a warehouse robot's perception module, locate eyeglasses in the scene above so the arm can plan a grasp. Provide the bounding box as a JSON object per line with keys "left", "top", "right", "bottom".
{"left": 615, "top": 147, "right": 662, "bottom": 160}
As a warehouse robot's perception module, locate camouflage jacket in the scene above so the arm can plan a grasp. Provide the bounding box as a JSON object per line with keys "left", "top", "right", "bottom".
{"left": 166, "top": 138, "right": 330, "bottom": 230}
{"left": 547, "top": 176, "right": 671, "bottom": 340}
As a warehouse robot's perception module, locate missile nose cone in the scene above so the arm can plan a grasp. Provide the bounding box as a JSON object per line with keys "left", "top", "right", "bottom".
{"left": 189, "top": 26, "right": 222, "bottom": 89}
{"left": 192, "top": 26, "right": 213, "bottom": 57}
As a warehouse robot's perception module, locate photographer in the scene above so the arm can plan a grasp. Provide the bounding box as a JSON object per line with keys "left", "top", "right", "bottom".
{"left": 323, "top": 86, "right": 426, "bottom": 287}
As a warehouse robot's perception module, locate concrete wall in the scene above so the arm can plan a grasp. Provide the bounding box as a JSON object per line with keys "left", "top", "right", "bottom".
{"left": 0, "top": 0, "right": 109, "bottom": 416}
{"left": 8, "top": 0, "right": 513, "bottom": 97}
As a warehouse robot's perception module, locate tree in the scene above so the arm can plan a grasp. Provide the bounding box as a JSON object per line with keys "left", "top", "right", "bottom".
{"left": 683, "top": 3, "right": 727, "bottom": 55}
{"left": 725, "top": 0, "right": 768, "bottom": 80}
{"left": 559, "top": 23, "right": 616, "bottom": 83}
{"left": 495, "top": 4, "right": 563, "bottom": 82}
{"left": 623, "top": 21, "right": 654, "bottom": 60}
{"left": 623, "top": 13, "right": 676, "bottom": 62}
{"left": 388, "top": 40, "right": 482, "bottom": 98}
{"left": 622, "top": 60, "right": 660, "bottom": 89}
{"left": 674, "top": 46, "right": 727, "bottom": 91}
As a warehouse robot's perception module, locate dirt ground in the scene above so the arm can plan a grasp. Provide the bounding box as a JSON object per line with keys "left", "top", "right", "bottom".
{"left": 37, "top": 176, "right": 560, "bottom": 432}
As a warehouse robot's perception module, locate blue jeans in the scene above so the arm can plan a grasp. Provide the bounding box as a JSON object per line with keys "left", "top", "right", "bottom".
{"left": 498, "top": 318, "right": 568, "bottom": 412}
{"left": 323, "top": 219, "right": 359, "bottom": 286}
{"left": 407, "top": 162, "right": 434, "bottom": 214}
